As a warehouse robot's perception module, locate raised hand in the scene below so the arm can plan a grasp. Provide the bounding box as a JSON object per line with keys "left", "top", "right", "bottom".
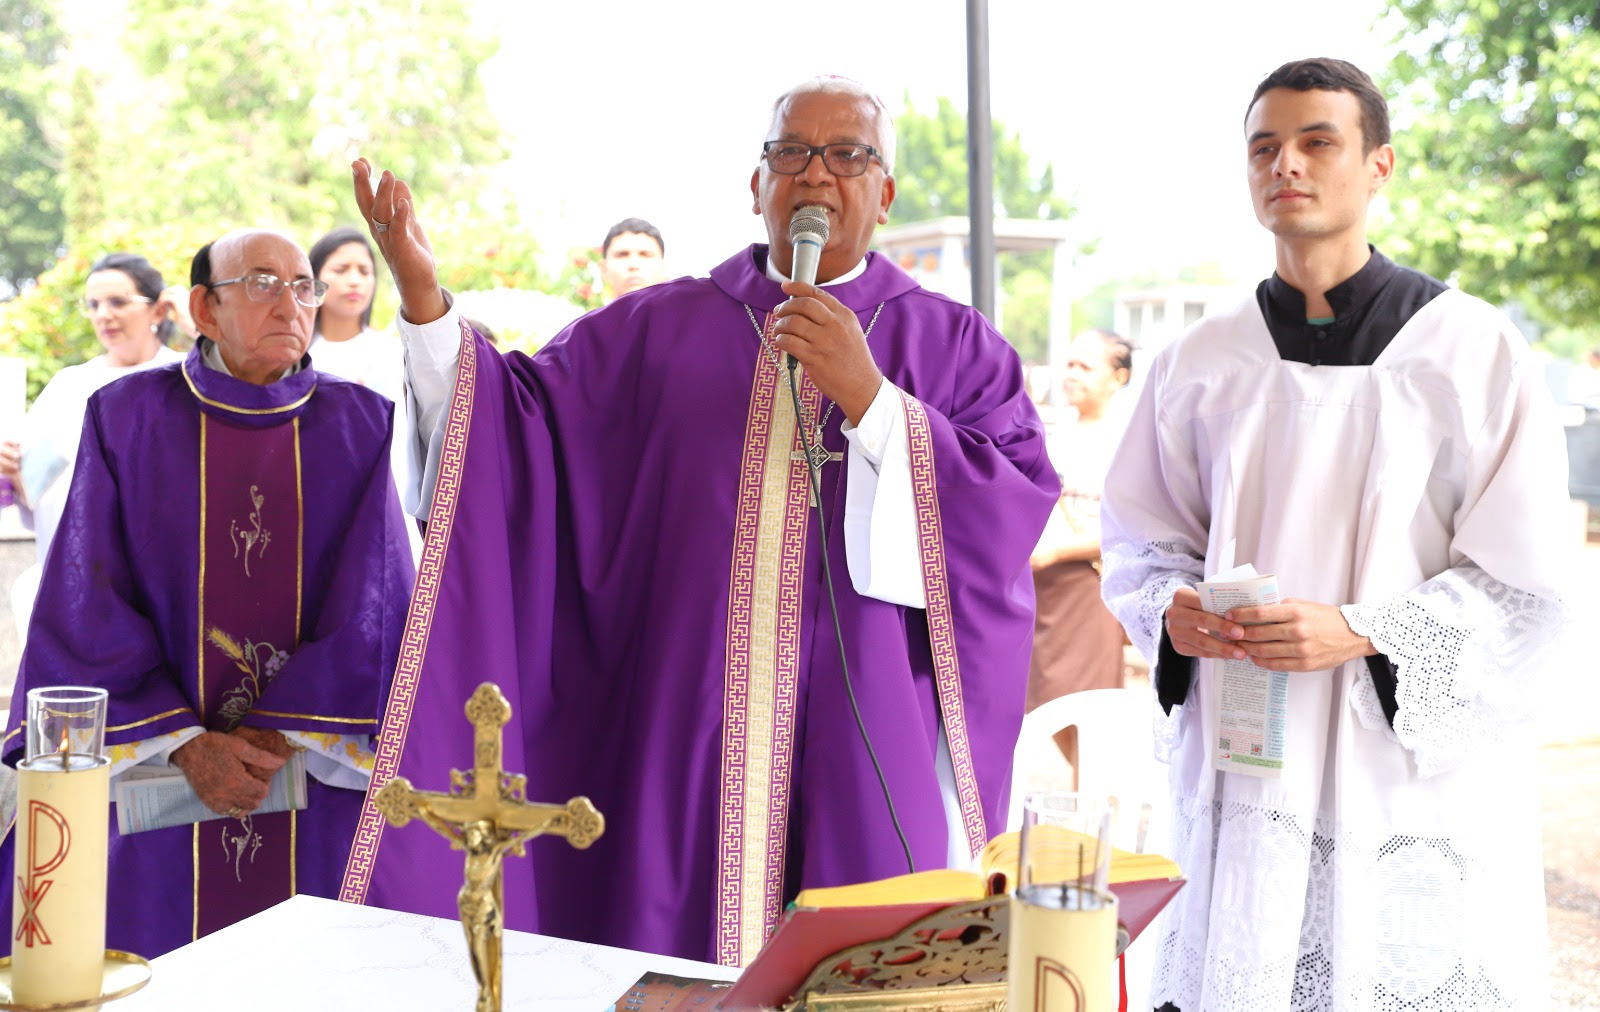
{"left": 351, "top": 158, "right": 447, "bottom": 325}
{"left": 772, "top": 281, "right": 885, "bottom": 424}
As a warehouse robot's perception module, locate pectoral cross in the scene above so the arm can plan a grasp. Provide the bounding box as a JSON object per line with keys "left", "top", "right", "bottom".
{"left": 374, "top": 683, "right": 604, "bottom": 1012}
{"left": 792, "top": 430, "right": 843, "bottom": 506}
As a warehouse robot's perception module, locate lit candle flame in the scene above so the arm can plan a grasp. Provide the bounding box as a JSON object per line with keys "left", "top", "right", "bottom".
{"left": 58, "top": 732, "right": 70, "bottom": 770}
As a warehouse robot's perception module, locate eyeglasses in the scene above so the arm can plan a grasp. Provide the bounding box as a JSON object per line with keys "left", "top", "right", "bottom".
{"left": 81, "top": 295, "right": 152, "bottom": 316}
{"left": 761, "top": 141, "right": 883, "bottom": 177}
{"left": 209, "top": 273, "right": 328, "bottom": 308}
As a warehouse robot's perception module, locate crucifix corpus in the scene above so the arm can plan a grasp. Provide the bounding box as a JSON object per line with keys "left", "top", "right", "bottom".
{"left": 374, "top": 682, "right": 604, "bottom": 1012}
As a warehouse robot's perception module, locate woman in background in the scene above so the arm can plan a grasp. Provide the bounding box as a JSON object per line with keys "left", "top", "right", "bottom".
{"left": 0, "top": 253, "right": 187, "bottom": 634}
{"left": 1027, "top": 329, "right": 1135, "bottom": 762}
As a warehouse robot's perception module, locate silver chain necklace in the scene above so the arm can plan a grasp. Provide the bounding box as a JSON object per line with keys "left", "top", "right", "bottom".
{"left": 743, "top": 300, "right": 885, "bottom": 446}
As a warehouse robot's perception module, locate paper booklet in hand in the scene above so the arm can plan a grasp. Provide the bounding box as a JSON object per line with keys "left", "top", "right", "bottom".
{"left": 114, "top": 750, "right": 308, "bottom": 835}
{"left": 717, "top": 831, "right": 1183, "bottom": 1010}
{"left": 1196, "top": 539, "right": 1287, "bottom": 779}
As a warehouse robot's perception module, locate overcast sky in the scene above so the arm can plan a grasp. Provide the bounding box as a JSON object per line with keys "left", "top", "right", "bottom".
{"left": 55, "top": 0, "right": 1394, "bottom": 292}
{"left": 477, "top": 0, "right": 1394, "bottom": 289}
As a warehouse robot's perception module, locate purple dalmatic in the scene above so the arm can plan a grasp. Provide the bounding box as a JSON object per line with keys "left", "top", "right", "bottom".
{"left": 1, "top": 343, "right": 414, "bottom": 958}
{"left": 343, "top": 247, "right": 1057, "bottom": 965}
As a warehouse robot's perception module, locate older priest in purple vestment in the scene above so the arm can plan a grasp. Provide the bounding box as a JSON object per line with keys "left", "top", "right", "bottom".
{"left": 0, "top": 229, "right": 414, "bottom": 958}
{"left": 339, "top": 77, "right": 1058, "bottom": 967}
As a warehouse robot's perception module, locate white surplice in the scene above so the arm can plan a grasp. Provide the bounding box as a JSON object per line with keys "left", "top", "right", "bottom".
{"left": 17, "top": 346, "right": 186, "bottom": 561}
{"left": 1100, "top": 288, "right": 1572, "bottom": 1011}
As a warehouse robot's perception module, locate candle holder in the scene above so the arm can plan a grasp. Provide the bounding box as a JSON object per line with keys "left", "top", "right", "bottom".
{"left": 0, "top": 951, "right": 152, "bottom": 1010}
{"left": 6, "top": 688, "right": 149, "bottom": 1008}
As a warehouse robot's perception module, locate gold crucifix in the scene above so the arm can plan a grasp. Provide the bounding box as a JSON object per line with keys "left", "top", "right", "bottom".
{"left": 374, "top": 683, "right": 604, "bottom": 1012}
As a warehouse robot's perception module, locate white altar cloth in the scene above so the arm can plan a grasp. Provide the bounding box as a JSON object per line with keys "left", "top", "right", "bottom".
{"left": 114, "top": 894, "right": 737, "bottom": 1010}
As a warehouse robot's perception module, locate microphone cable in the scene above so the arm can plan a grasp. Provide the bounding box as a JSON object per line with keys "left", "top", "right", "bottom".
{"left": 785, "top": 360, "right": 915, "bottom": 875}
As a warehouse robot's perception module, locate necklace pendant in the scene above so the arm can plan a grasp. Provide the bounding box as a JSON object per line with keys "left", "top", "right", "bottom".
{"left": 805, "top": 437, "right": 834, "bottom": 470}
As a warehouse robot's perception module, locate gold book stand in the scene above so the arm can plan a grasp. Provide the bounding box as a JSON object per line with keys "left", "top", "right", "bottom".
{"left": 779, "top": 897, "right": 1131, "bottom": 1011}
{"left": 784, "top": 898, "right": 1009, "bottom": 1011}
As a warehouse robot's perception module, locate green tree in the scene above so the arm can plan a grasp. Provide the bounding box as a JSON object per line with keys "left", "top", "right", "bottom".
{"left": 1377, "top": 1, "right": 1600, "bottom": 336}
{"left": 888, "top": 96, "right": 1076, "bottom": 361}
{"left": 890, "top": 96, "right": 1071, "bottom": 224}
{"left": 0, "top": 0, "right": 67, "bottom": 290}
{"left": 114, "top": 0, "right": 508, "bottom": 235}
{"left": 2, "top": 0, "right": 533, "bottom": 397}
{"left": 60, "top": 66, "right": 102, "bottom": 246}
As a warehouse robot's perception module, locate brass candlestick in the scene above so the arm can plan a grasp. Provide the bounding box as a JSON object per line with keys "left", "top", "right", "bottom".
{"left": 374, "top": 683, "right": 604, "bottom": 1012}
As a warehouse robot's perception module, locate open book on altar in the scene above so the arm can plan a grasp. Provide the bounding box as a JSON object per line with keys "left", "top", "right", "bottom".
{"left": 717, "top": 831, "right": 1184, "bottom": 1010}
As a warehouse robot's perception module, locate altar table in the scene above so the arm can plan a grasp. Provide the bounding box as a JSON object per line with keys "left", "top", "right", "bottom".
{"left": 113, "top": 894, "right": 737, "bottom": 1010}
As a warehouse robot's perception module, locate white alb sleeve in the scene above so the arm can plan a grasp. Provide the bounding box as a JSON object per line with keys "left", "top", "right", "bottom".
{"left": 395, "top": 301, "right": 465, "bottom": 516}
{"left": 1341, "top": 563, "right": 1569, "bottom": 779}
{"left": 840, "top": 381, "right": 925, "bottom": 609}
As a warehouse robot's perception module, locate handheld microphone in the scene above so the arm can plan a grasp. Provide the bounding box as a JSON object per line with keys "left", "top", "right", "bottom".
{"left": 788, "top": 204, "right": 830, "bottom": 286}
{"left": 786, "top": 206, "right": 830, "bottom": 373}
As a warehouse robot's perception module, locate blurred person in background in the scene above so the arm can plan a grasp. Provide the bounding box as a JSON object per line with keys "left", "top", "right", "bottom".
{"left": 599, "top": 217, "right": 667, "bottom": 302}
{"left": 1026, "top": 329, "right": 1134, "bottom": 767}
{"left": 0, "top": 253, "right": 186, "bottom": 636}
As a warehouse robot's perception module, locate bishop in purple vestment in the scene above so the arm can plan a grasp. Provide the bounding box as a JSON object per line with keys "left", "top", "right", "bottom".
{"left": 1, "top": 230, "right": 414, "bottom": 958}
{"left": 342, "top": 78, "right": 1058, "bottom": 966}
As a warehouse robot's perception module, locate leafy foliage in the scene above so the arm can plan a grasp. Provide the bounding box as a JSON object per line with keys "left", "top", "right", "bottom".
{"left": 889, "top": 96, "right": 1077, "bottom": 361}
{"left": 118, "top": 0, "right": 506, "bottom": 234}
{"left": 1376, "top": 0, "right": 1600, "bottom": 336}
{"left": 890, "top": 96, "right": 1071, "bottom": 224}
{"left": 429, "top": 222, "right": 546, "bottom": 306}
{"left": 0, "top": 0, "right": 588, "bottom": 398}
{"left": 60, "top": 66, "right": 101, "bottom": 246}
{"left": 0, "top": 0, "right": 67, "bottom": 289}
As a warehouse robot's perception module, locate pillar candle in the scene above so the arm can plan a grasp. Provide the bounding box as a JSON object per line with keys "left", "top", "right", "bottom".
{"left": 1007, "top": 884, "right": 1118, "bottom": 1012}
{"left": 9, "top": 686, "right": 111, "bottom": 1004}
{"left": 10, "top": 750, "right": 111, "bottom": 1003}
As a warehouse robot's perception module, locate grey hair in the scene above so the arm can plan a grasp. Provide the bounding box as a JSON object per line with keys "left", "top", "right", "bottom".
{"left": 765, "top": 76, "right": 896, "bottom": 174}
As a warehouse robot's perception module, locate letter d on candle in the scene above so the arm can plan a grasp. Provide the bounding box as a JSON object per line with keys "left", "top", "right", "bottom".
{"left": 9, "top": 687, "right": 111, "bottom": 1003}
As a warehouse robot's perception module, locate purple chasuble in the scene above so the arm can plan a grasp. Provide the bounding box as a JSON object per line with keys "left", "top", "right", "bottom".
{"left": 344, "top": 247, "right": 1057, "bottom": 965}
{"left": 2, "top": 342, "right": 414, "bottom": 958}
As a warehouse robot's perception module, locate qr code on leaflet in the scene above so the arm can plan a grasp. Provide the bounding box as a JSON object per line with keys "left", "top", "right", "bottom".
{"left": 1218, "top": 737, "right": 1231, "bottom": 750}
{"left": 1250, "top": 743, "right": 1262, "bottom": 756}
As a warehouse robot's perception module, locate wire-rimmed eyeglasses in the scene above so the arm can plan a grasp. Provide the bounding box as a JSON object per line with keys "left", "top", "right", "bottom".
{"left": 209, "top": 273, "right": 329, "bottom": 308}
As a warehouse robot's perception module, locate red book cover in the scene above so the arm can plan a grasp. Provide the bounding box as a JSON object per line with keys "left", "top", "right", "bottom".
{"left": 1110, "top": 875, "right": 1185, "bottom": 944}
{"left": 716, "top": 878, "right": 1183, "bottom": 1010}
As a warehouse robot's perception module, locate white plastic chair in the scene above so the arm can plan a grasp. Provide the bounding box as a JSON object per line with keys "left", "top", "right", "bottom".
{"left": 1008, "top": 687, "right": 1172, "bottom": 1012}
